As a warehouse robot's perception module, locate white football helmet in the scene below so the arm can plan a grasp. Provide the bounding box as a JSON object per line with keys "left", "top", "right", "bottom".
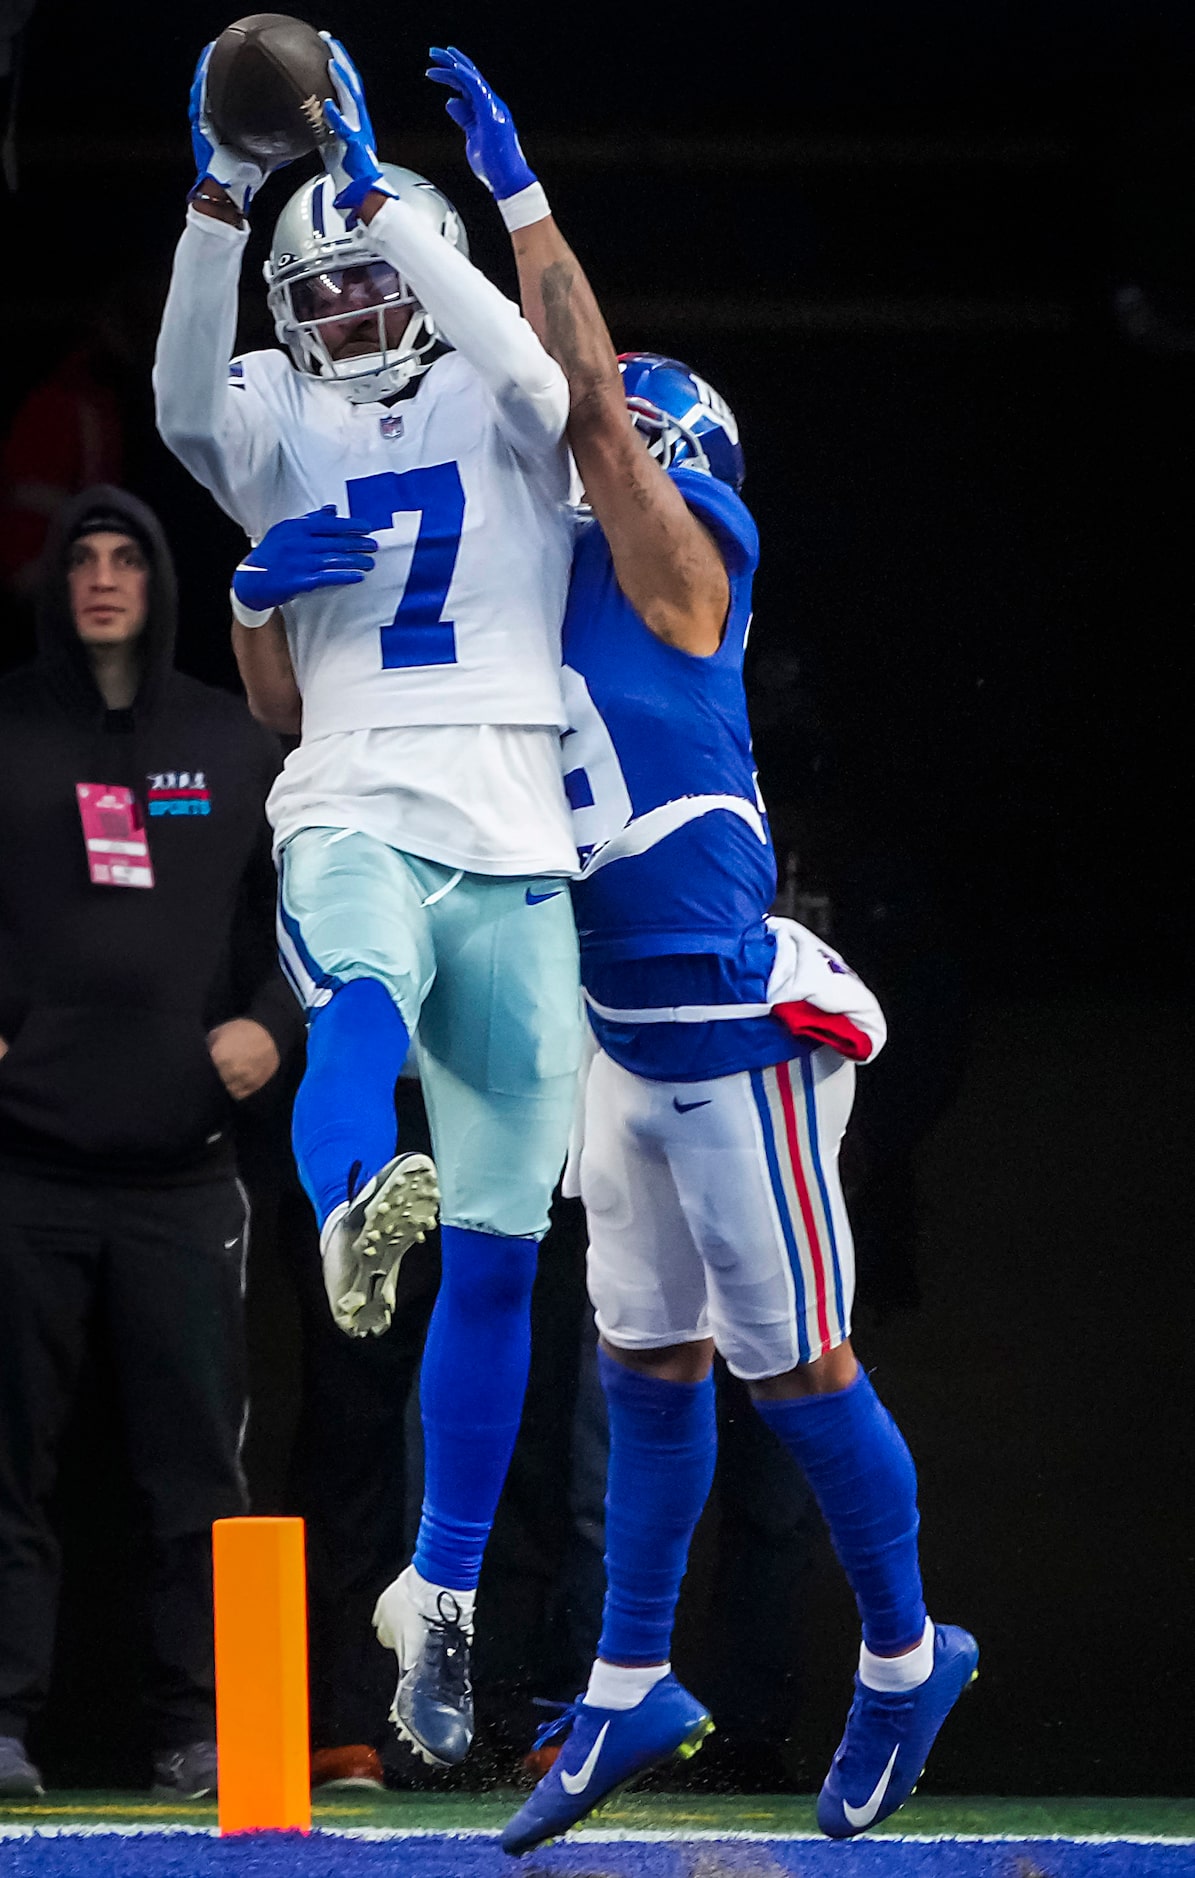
{"left": 264, "top": 165, "right": 469, "bottom": 404}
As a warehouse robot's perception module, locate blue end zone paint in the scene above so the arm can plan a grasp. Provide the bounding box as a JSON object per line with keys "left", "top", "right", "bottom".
{"left": 1, "top": 1833, "right": 1192, "bottom": 1878}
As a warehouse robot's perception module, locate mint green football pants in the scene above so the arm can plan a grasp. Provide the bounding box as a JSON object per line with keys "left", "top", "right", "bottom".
{"left": 277, "top": 827, "right": 582, "bottom": 1241}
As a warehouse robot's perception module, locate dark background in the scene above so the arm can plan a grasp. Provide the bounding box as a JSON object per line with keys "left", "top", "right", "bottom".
{"left": 2, "top": 0, "right": 1192, "bottom": 1800}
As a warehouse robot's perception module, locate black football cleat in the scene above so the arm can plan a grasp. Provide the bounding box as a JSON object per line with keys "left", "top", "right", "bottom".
{"left": 151, "top": 1739, "right": 218, "bottom": 1798}
{"left": 0, "top": 1735, "right": 43, "bottom": 1797}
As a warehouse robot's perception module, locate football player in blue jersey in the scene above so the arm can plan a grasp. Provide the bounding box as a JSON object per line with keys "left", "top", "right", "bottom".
{"left": 427, "top": 48, "right": 979, "bottom": 1852}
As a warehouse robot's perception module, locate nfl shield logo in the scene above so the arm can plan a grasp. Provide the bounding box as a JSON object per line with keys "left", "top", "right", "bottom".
{"left": 379, "top": 413, "right": 405, "bottom": 440}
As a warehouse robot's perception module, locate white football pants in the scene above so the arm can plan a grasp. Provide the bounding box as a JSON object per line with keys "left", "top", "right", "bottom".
{"left": 581, "top": 1044, "right": 856, "bottom": 1380}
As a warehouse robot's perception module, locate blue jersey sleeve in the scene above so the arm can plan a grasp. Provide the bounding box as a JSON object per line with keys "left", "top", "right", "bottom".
{"left": 669, "top": 466, "right": 760, "bottom": 579}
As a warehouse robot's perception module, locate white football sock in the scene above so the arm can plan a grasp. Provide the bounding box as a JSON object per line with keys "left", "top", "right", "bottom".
{"left": 585, "top": 1659, "right": 670, "bottom": 1711}
{"left": 859, "top": 1617, "right": 935, "bottom": 1692}
{"left": 318, "top": 1200, "right": 349, "bottom": 1258}
{"left": 403, "top": 1564, "right": 476, "bottom": 1628}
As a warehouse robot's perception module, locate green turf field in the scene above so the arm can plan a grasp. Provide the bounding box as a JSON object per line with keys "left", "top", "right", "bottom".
{"left": 1, "top": 1793, "right": 1192, "bottom": 1838}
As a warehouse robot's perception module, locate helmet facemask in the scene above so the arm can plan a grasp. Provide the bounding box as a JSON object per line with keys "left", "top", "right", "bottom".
{"left": 267, "top": 252, "right": 438, "bottom": 403}
{"left": 624, "top": 396, "right": 713, "bottom": 476}
{"left": 263, "top": 167, "right": 469, "bottom": 406}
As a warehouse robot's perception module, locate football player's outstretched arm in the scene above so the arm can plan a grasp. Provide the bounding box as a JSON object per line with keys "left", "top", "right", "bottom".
{"left": 514, "top": 217, "right": 730, "bottom": 656}
{"left": 427, "top": 48, "right": 729, "bottom": 657}
{"left": 154, "top": 44, "right": 288, "bottom": 525}
{"left": 317, "top": 38, "right": 568, "bottom": 468}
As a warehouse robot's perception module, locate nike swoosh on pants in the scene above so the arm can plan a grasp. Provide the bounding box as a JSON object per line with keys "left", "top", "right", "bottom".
{"left": 843, "top": 1744, "right": 900, "bottom": 1828}
{"left": 559, "top": 1720, "right": 610, "bottom": 1795}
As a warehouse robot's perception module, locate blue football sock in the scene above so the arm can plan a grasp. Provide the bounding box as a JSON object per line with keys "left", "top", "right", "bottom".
{"left": 291, "top": 977, "right": 409, "bottom": 1229}
{"left": 412, "top": 1225, "right": 539, "bottom": 1591}
{"left": 597, "top": 1349, "right": 718, "bottom": 1667}
{"left": 754, "top": 1368, "right": 926, "bottom": 1653}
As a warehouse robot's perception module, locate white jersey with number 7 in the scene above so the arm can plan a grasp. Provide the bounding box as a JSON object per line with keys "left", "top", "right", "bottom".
{"left": 221, "top": 345, "right": 572, "bottom": 741}
{"left": 154, "top": 197, "right": 578, "bottom": 873}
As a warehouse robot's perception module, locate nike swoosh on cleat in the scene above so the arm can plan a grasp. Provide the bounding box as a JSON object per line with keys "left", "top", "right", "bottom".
{"left": 525, "top": 887, "right": 563, "bottom": 905}
{"left": 672, "top": 1097, "right": 711, "bottom": 1113}
{"left": 842, "top": 1744, "right": 900, "bottom": 1829}
{"left": 559, "top": 1721, "right": 610, "bottom": 1795}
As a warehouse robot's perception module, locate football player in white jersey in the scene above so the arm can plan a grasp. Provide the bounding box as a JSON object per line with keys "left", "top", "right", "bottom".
{"left": 425, "top": 48, "right": 979, "bottom": 1853}
{"left": 153, "top": 38, "right": 583, "bottom": 1769}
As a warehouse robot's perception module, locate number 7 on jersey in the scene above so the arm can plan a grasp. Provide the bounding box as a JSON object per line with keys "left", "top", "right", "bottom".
{"left": 346, "top": 463, "right": 464, "bottom": 670}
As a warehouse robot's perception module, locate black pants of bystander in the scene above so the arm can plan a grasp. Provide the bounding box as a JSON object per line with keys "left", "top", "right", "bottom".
{"left": 0, "top": 1164, "right": 249, "bottom": 1751}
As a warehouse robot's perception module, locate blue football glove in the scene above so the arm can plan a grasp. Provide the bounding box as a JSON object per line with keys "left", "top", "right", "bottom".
{"left": 319, "top": 33, "right": 394, "bottom": 226}
{"left": 426, "top": 46, "right": 537, "bottom": 201}
{"left": 189, "top": 42, "right": 271, "bottom": 213}
{"left": 233, "top": 508, "right": 378, "bottom": 612}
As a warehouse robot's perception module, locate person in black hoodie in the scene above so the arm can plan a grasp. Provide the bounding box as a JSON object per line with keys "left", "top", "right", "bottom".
{"left": 0, "top": 485, "right": 302, "bottom": 1799}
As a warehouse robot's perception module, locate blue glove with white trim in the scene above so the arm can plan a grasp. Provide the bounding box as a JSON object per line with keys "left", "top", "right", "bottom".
{"left": 425, "top": 46, "right": 537, "bottom": 201}
{"left": 319, "top": 34, "right": 395, "bottom": 226}
{"left": 233, "top": 508, "right": 378, "bottom": 613}
{"left": 189, "top": 42, "right": 273, "bottom": 213}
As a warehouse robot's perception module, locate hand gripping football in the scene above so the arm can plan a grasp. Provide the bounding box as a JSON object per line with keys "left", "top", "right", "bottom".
{"left": 205, "top": 13, "right": 335, "bottom": 165}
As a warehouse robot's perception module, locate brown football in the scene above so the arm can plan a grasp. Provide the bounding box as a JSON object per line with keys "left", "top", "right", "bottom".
{"left": 205, "top": 13, "right": 334, "bottom": 165}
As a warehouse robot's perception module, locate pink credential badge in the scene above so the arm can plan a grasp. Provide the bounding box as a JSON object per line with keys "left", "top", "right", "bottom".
{"left": 76, "top": 783, "right": 155, "bottom": 889}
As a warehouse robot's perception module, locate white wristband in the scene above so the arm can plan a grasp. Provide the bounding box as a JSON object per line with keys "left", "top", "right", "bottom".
{"left": 498, "top": 181, "right": 551, "bottom": 232}
{"left": 230, "top": 584, "right": 275, "bottom": 629}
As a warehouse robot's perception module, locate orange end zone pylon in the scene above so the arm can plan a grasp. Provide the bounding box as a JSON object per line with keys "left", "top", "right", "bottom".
{"left": 213, "top": 1516, "right": 311, "bottom": 1834}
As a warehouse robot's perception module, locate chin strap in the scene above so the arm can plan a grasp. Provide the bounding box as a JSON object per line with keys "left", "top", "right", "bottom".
{"left": 287, "top": 297, "right": 438, "bottom": 402}
{"left": 317, "top": 352, "right": 426, "bottom": 403}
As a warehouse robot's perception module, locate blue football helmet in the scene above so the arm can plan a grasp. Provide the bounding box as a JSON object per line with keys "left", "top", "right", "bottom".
{"left": 618, "top": 352, "right": 745, "bottom": 491}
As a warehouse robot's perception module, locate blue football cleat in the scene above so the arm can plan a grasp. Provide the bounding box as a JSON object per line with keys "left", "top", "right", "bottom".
{"left": 500, "top": 1673, "right": 713, "bottom": 1857}
{"left": 817, "top": 1623, "right": 979, "bottom": 1838}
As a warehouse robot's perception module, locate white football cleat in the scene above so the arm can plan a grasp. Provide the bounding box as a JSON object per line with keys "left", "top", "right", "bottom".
{"left": 321, "top": 1151, "right": 439, "bottom": 1337}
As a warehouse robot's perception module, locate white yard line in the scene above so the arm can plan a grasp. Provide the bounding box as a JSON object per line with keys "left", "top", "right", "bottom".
{"left": 1, "top": 1823, "right": 1193, "bottom": 1845}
